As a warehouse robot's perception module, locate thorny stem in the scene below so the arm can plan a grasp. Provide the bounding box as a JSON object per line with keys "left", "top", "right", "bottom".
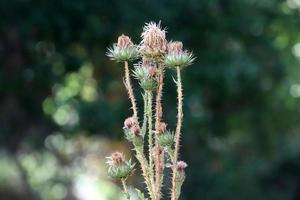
{"left": 171, "top": 67, "right": 183, "bottom": 200}
{"left": 142, "top": 92, "right": 148, "bottom": 137}
{"left": 154, "top": 63, "right": 165, "bottom": 199}
{"left": 147, "top": 91, "right": 155, "bottom": 191}
{"left": 134, "top": 145, "right": 155, "bottom": 199}
{"left": 121, "top": 179, "right": 130, "bottom": 200}
{"left": 166, "top": 146, "right": 174, "bottom": 163}
{"left": 124, "top": 61, "right": 138, "bottom": 120}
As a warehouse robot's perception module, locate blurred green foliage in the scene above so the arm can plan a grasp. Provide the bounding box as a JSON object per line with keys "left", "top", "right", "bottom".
{"left": 1, "top": 0, "right": 300, "bottom": 199}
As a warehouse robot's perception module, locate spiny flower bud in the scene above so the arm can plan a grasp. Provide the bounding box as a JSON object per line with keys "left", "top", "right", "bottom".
{"left": 140, "top": 22, "right": 167, "bottom": 58}
{"left": 157, "top": 122, "right": 167, "bottom": 134}
{"left": 131, "top": 125, "right": 141, "bottom": 136}
{"left": 176, "top": 161, "right": 188, "bottom": 172}
{"left": 147, "top": 66, "right": 158, "bottom": 78}
{"left": 106, "top": 152, "right": 135, "bottom": 179}
{"left": 106, "top": 34, "right": 139, "bottom": 62}
{"left": 140, "top": 78, "right": 158, "bottom": 91}
{"left": 175, "top": 160, "right": 187, "bottom": 199}
{"left": 168, "top": 41, "right": 183, "bottom": 55}
{"left": 124, "top": 116, "right": 137, "bottom": 129}
{"left": 157, "top": 130, "right": 174, "bottom": 147}
{"left": 123, "top": 120, "right": 143, "bottom": 146}
{"left": 165, "top": 41, "right": 195, "bottom": 69}
{"left": 117, "top": 34, "right": 133, "bottom": 49}
{"left": 109, "top": 152, "right": 125, "bottom": 166}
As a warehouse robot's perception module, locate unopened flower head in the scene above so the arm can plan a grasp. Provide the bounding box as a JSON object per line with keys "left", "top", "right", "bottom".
{"left": 157, "top": 130, "right": 174, "bottom": 147}
{"left": 106, "top": 152, "right": 125, "bottom": 166}
{"left": 176, "top": 161, "right": 188, "bottom": 172}
{"left": 124, "top": 116, "right": 137, "bottom": 129}
{"left": 147, "top": 66, "right": 158, "bottom": 78}
{"left": 165, "top": 41, "right": 195, "bottom": 69}
{"left": 168, "top": 41, "right": 183, "bottom": 55}
{"left": 106, "top": 152, "right": 135, "bottom": 179}
{"left": 140, "top": 22, "right": 167, "bottom": 58}
{"left": 117, "top": 34, "right": 133, "bottom": 49}
{"left": 133, "top": 59, "right": 158, "bottom": 91}
{"left": 131, "top": 124, "right": 141, "bottom": 136}
{"left": 157, "top": 122, "right": 167, "bottom": 134}
{"left": 106, "top": 34, "right": 139, "bottom": 62}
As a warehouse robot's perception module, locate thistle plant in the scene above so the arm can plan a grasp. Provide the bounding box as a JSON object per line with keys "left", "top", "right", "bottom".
{"left": 106, "top": 22, "right": 195, "bottom": 200}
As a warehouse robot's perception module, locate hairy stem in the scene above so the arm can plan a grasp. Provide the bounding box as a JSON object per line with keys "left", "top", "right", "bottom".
{"left": 147, "top": 91, "right": 155, "bottom": 190}
{"left": 166, "top": 146, "right": 174, "bottom": 163}
{"left": 142, "top": 92, "right": 148, "bottom": 137}
{"left": 121, "top": 179, "right": 130, "bottom": 200}
{"left": 154, "top": 63, "right": 165, "bottom": 199}
{"left": 124, "top": 61, "right": 138, "bottom": 120}
{"left": 134, "top": 145, "right": 155, "bottom": 199}
{"left": 171, "top": 67, "right": 183, "bottom": 200}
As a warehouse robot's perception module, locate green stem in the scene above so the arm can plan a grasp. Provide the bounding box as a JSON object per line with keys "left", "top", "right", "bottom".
{"left": 171, "top": 67, "right": 183, "bottom": 200}
{"left": 121, "top": 179, "right": 130, "bottom": 200}
{"left": 166, "top": 146, "right": 174, "bottom": 163}
{"left": 147, "top": 91, "right": 156, "bottom": 197}
{"left": 134, "top": 145, "right": 155, "bottom": 199}
{"left": 142, "top": 92, "right": 148, "bottom": 137}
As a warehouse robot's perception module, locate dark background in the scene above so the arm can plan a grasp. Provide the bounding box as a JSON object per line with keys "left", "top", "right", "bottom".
{"left": 1, "top": 0, "right": 300, "bottom": 199}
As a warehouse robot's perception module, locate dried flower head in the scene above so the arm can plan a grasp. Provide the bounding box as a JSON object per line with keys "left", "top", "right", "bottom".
{"left": 165, "top": 41, "right": 195, "bottom": 69}
{"left": 176, "top": 161, "right": 188, "bottom": 172}
{"left": 157, "top": 122, "right": 167, "bottom": 134}
{"left": 107, "top": 34, "right": 139, "bottom": 62}
{"left": 140, "top": 22, "right": 167, "bottom": 58}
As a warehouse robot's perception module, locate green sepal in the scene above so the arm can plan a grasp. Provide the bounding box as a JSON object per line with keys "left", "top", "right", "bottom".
{"left": 165, "top": 52, "right": 195, "bottom": 69}
{"left": 157, "top": 130, "right": 174, "bottom": 147}
{"left": 107, "top": 44, "right": 139, "bottom": 62}
{"left": 108, "top": 160, "right": 135, "bottom": 179}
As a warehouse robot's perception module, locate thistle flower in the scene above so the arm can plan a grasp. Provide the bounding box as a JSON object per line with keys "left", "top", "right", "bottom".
{"left": 165, "top": 41, "right": 195, "bottom": 69}
{"left": 140, "top": 22, "right": 167, "bottom": 58}
{"left": 106, "top": 152, "right": 135, "bottom": 179}
{"left": 107, "top": 34, "right": 139, "bottom": 62}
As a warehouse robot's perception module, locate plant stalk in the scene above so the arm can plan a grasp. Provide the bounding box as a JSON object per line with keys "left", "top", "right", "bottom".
{"left": 171, "top": 67, "right": 183, "bottom": 200}
{"left": 121, "top": 179, "right": 130, "bottom": 200}
{"left": 147, "top": 91, "right": 155, "bottom": 190}
{"left": 124, "top": 61, "right": 138, "bottom": 120}
{"left": 154, "top": 63, "right": 165, "bottom": 199}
